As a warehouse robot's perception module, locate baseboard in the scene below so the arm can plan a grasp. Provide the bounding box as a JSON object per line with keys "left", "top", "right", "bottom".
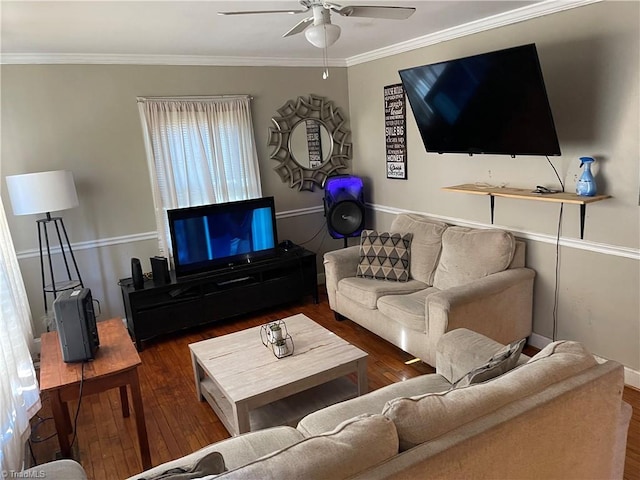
{"left": 528, "top": 333, "right": 640, "bottom": 388}
{"left": 526, "top": 332, "right": 553, "bottom": 350}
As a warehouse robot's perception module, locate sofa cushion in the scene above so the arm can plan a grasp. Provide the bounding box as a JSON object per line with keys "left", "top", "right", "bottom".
{"left": 297, "top": 373, "right": 452, "bottom": 437}
{"left": 338, "top": 277, "right": 427, "bottom": 309}
{"left": 357, "top": 230, "right": 412, "bottom": 282}
{"left": 454, "top": 338, "right": 526, "bottom": 387}
{"left": 432, "top": 227, "right": 516, "bottom": 290}
{"left": 383, "top": 340, "right": 597, "bottom": 451}
{"left": 390, "top": 213, "right": 448, "bottom": 284}
{"left": 219, "top": 414, "right": 399, "bottom": 480}
{"left": 376, "top": 287, "right": 440, "bottom": 333}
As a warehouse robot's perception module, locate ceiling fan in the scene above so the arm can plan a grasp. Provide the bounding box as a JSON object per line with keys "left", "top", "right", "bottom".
{"left": 218, "top": 1, "right": 416, "bottom": 49}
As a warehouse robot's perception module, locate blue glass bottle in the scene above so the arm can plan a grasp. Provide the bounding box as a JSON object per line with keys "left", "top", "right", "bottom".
{"left": 576, "top": 156, "right": 597, "bottom": 196}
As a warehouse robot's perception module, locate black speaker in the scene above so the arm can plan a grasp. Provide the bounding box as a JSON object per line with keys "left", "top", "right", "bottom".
{"left": 150, "top": 256, "right": 170, "bottom": 285}
{"left": 131, "top": 258, "right": 144, "bottom": 290}
{"left": 324, "top": 175, "right": 365, "bottom": 239}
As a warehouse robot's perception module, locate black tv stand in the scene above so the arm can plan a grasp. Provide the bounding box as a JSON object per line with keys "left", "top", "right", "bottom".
{"left": 120, "top": 247, "right": 317, "bottom": 350}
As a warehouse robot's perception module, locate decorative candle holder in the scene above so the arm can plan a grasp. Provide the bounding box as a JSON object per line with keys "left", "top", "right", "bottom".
{"left": 260, "top": 320, "right": 294, "bottom": 358}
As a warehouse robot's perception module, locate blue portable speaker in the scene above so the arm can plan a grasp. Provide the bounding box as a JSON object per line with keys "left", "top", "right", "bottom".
{"left": 324, "top": 175, "right": 365, "bottom": 239}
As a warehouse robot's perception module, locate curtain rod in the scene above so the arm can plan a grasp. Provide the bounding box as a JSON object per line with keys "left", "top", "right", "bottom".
{"left": 137, "top": 95, "right": 253, "bottom": 103}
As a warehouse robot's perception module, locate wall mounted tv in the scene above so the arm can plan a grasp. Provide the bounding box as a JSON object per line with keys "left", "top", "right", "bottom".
{"left": 168, "top": 197, "right": 278, "bottom": 278}
{"left": 398, "top": 43, "right": 561, "bottom": 156}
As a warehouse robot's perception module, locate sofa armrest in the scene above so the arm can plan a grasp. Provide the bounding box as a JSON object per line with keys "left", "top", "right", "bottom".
{"left": 426, "top": 267, "right": 535, "bottom": 362}
{"left": 323, "top": 246, "right": 360, "bottom": 308}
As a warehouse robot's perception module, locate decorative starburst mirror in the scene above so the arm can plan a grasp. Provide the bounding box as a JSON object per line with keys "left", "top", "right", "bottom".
{"left": 268, "top": 95, "right": 352, "bottom": 191}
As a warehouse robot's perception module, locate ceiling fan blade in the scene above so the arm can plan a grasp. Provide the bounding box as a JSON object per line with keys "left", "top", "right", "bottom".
{"left": 218, "top": 9, "right": 307, "bottom": 16}
{"left": 283, "top": 16, "right": 314, "bottom": 37}
{"left": 334, "top": 5, "right": 416, "bottom": 20}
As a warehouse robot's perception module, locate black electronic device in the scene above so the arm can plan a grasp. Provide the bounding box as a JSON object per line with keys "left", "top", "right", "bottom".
{"left": 167, "top": 197, "right": 279, "bottom": 278}
{"left": 278, "top": 240, "right": 295, "bottom": 251}
{"left": 150, "top": 256, "right": 170, "bottom": 285}
{"left": 324, "top": 175, "right": 365, "bottom": 240}
{"left": 53, "top": 288, "right": 100, "bottom": 363}
{"left": 131, "top": 258, "right": 144, "bottom": 290}
{"left": 398, "top": 43, "right": 561, "bottom": 157}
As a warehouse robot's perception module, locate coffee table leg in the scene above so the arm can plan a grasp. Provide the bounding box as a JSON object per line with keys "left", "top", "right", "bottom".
{"left": 357, "top": 358, "right": 368, "bottom": 396}
{"left": 233, "top": 402, "right": 250, "bottom": 436}
{"left": 191, "top": 351, "right": 204, "bottom": 401}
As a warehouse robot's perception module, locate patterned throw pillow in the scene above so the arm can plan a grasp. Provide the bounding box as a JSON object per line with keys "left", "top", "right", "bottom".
{"left": 356, "top": 230, "right": 412, "bottom": 282}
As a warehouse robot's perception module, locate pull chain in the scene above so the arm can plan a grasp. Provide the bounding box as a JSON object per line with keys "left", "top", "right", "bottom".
{"left": 323, "top": 45, "right": 329, "bottom": 79}
{"left": 322, "top": 25, "right": 329, "bottom": 79}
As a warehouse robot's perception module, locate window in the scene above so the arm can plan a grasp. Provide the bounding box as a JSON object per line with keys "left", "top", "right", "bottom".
{"left": 138, "top": 96, "right": 262, "bottom": 258}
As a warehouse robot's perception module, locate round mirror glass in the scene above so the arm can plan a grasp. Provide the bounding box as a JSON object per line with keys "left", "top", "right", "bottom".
{"left": 289, "top": 120, "right": 333, "bottom": 169}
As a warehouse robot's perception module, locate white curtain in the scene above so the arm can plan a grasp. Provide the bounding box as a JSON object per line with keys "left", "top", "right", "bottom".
{"left": 0, "top": 197, "right": 41, "bottom": 473}
{"left": 137, "top": 96, "right": 262, "bottom": 258}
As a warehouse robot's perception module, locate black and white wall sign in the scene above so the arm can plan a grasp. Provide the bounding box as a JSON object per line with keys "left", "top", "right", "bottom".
{"left": 306, "top": 120, "right": 324, "bottom": 169}
{"left": 384, "top": 83, "right": 407, "bottom": 179}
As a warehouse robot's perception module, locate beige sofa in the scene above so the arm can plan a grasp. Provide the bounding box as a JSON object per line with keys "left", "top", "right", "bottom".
{"left": 324, "top": 213, "right": 535, "bottom": 366}
{"left": 27, "top": 329, "right": 631, "bottom": 479}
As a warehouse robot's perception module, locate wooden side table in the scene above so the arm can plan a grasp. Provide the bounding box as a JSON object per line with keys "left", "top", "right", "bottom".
{"left": 39, "top": 318, "right": 152, "bottom": 470}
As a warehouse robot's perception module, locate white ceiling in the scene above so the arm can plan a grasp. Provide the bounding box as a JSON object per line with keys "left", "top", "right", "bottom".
{"left": 1, "top": 1, "right": 591, "bottom": 66}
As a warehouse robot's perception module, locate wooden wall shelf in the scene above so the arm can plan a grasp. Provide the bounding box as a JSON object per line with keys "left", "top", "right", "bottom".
{"left": 442, "top": 184, "right": 611, "bottom": 239}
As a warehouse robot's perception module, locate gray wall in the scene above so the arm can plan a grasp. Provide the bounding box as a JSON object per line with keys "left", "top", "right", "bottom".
{"left": 1, "top": 64, "right": 350, "bottom": 335}
{"left": 1, "top": 1, "right": 638, "bottom": 380}
{"left": 347, "top": 1, "right": 639, "bottom": 373}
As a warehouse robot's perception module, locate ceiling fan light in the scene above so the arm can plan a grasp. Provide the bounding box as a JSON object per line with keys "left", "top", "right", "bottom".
{"left": 305, "top": 23, "right": 341, "bottom": 48}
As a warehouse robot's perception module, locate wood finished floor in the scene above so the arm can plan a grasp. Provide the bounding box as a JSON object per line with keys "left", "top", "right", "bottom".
{"left": 29, "top": 292, "right": 639, "bottom": 480}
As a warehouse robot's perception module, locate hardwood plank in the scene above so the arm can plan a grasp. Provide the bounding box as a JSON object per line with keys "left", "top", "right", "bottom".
{"left": 28, "top": 292, "right": 638, "bottom": 480}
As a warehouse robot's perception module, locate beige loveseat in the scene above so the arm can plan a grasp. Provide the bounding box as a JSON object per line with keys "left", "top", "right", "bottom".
{"left": 324, "top": 213, "right": 535, "bottom": 366}
{"left": 27, "top": 329, "right": 631, "bottom": 479}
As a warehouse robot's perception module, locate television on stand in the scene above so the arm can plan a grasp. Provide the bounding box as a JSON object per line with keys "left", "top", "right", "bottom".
{"left": 168, "top": 197, "right": 279, "bottom": 278}
{"left": 398, "top": 43, "right": 561, "bottom": 157}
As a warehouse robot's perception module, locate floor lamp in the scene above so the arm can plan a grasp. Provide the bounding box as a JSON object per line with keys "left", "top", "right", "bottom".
{"left": 6, "top": 170, "right": 84, "bottom": 314}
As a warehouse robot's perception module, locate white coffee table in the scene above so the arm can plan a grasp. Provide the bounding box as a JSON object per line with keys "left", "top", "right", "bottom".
{"left": 189, "top": 313, "right": 368, "bottom": 436}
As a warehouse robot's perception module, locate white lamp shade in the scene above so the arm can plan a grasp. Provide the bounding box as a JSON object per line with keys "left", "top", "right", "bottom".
{"left": 6, "top": 170, "right": 79, "bottom": 216}
{"left": 305, "top": 23, "right": 341, "bottom": 48}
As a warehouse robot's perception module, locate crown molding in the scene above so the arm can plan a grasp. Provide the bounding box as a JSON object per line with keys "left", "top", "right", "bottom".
{"left": 0, "top": 53, "right": 347, "bottom": 67}
{"left": 345, "top": 0, "right": 602, "bottom": 66}
{"left": 1, "top": 0, "right": 600, "bottom": 67}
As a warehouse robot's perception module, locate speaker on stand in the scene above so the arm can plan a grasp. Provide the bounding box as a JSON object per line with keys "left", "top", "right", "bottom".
{"left": 324, "top": 175, "right": 365, "bottom": 248}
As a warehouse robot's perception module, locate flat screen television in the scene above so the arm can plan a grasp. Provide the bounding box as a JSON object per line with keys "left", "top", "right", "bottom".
{"left": 168, "top": 197, "right": 278, "bottom": 278}
{"left": 398, "top": 43, "right": 561, "bottom": 156}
